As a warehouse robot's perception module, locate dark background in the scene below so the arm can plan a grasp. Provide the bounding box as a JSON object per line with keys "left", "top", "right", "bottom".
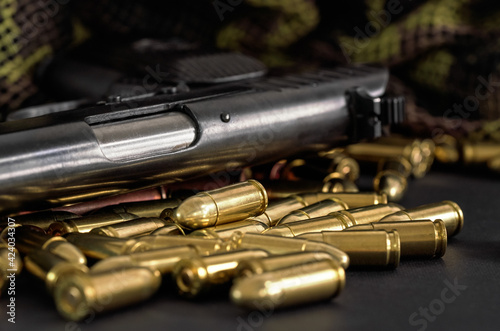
{"left": 1, "top": 167, "right": 499, "bottom": 331}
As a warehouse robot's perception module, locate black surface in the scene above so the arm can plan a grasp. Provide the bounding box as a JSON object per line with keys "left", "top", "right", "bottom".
{"left": 1, "top": 169, "right": 500, "bottom": 331}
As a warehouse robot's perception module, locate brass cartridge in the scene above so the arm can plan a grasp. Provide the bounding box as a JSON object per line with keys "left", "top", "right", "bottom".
{"left": 54, "top": 266, "right": 161, "bottom": 322}
{"left": 487, "top": 155, "right": 500, "bottom": 172}
{"left": 89, "top": 217, "right": 169, "bottom": 238}
{"left": 264, "top": 203, "right": 403, "bottom": 237}
{"left": 298, "top": 230, "right": 400, "bottom": 267}
{"left": 373, "top": 156, "right": 411, "bottom": 202}
{"left": 174, "top": 180, "right": 268, "bottom": 229}
{"left": 462, "top": 141, "right": 500, "bottom": 164}
{"left": 230, "top": 259, "right": 345, "bottom": 309}
{"left": 433, "top": 134, "right": 459, "bottom": 163}
{"left": 0, "top": 242, "right": 23, "bottom": 293}
{"left": 235, "top": 251, "right": 340, "bottom": 278}
{"left": 64, "top": 233, "right": 148, "bottom": 259}
{"left": 47, "top": 212, "right": 138, "bottom": 236}
{"left": 378, "top": 201, "right": 464, "bottom": 237}
{"left": 346, "top": 220, "right": 447, "bottom": 258}
{"left": 24, "top": 250, "right": 89, "bottom": 293}
{"left": 228, "top": 232, "right": 349, "bottom": 268}
{"left": 91, "top": 246, "right": 200, "bottom": 274}
{"left": 2, "top": 211, "right": 80, "bottom": 231}
{"left": 319, "top": 150, "right": 361, "bottom": 181}
{"left": 173, "top": 249, "right": 269, "bottom": 297}
{"left": 280, "top": 155, "right": 359, "bottom": 182}
{"left": 277, "top": 198, "right": 349, "bottom": 225}
{"left": 322, "top": 172, "right": 359, "bottom": 193}
{"left": 264, "top": 178, "right": 357, "bottom": 200}
{"left": 15, "top": 226, "right": 86, "bottom": 265}
{"left": 92, "top": 198, "right": 182, "bottom": 218}
{"left": 150, "top": 222, "right": 186, "bottom": 236}
{"left": 298, "top": 192, "right": 387, "bottom": 208}
{"left": 189, "top": 220, "right": 268, "bottom": 239}
{"left": 133, "top": 235, "right": 228, "bottom": 256}
{"left": 249, "top": 195, "right": 308, "bottom": 227}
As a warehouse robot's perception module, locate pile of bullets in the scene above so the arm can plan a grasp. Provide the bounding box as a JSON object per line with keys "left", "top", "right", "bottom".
{"left": 0, "top": 136, "right": 464, "bottom": 322}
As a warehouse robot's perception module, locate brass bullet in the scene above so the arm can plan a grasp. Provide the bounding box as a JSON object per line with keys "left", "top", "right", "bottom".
{"left": 248, "top": 195, "right": 308, "bottom": 227}
{"left": 64, "top": 233, "right": 148, "bottom": 259}
{"left": 462, "top": 141, "right": 500, "bottom": 164}
{"left": 54, "top": 267, "right": 161, "bottom": 321}
{"left": 2, "top": 211, "right": 80, "bottom": 231}
{"left": 15, "top": 226, "right": 86, "bottom": 265}
{"left": 91, "top": 198, "right": 182, "bottom": 218}
{"left": 298, "top": 230, "right": 400, "bottom": 267}
{"left": 90, "top": 217, "right": 169, "bottom": 238}
{"left": 235, "top": 251, "right": 341, "bottom": 278}
{"left": 228, "top": 232, "right": 349, "bottom": 268}
{"left": 230, "top": 259, "right": 345, "bottom": 309}
{"left": 90, "top": 246, "right": 200, "bottom": 274}
{"left": 0, "top": 242, "right": 23, "bottom": 293}
{"left": 263, "top": 178, "right": 357, "bottom": 200}
{"left": 47, "top": 212, "right": 138, "bottom": 236}
{"left": 264, "top": 203, "right": 403, "bottom": 237}
{"left": 189, "top": 220, "right": 268, "bottom": 239}
{"left": 298, "top": 192, "right": 387, "bottom": 208}
{"left": 149, "top": 221, "right": 186, "bottom": 236}
{"left": 24, "top": 250, "right": 89, "bottom": 293}
{"left": 133, "top": 235, "right": 228, "bottom": 256}
{"left": 433, "top": 134, "right": 459, "bottom": 163}
{"left": 346, "top": 220, "right": 447, "bottom": 258}
{"left": 174, "top": 180, "right": 268, "bottom": 229}
{"left": 378, "top": 201, "right": 464, "bottom": 237}
{"left": 172, "top": 249, "right": 269, "bottom": 297}
{"left": 318, "top": 149, "right": 361, "bottom": 181}
{"left": 277, "top": 198, "right": 349, "bottom": 225}
{"left": 373, "top": 170, "right": 408, "bottom": 202}
{"left": 322, "top": 172, "right": 359, "bottom": 193}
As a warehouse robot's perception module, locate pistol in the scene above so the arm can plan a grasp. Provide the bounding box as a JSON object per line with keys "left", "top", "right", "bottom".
{"left": 0, "top": 44, "right": 404, "bottom": 215}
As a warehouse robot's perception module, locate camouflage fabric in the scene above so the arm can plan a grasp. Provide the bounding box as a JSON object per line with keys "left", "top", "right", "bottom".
{"left": 1, "top": 0, "right": 499, "bottom": 138}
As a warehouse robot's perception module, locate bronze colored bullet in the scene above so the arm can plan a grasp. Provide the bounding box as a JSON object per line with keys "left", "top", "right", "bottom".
{"left": 318, "top": 150, "right": 361, "bottom": 181}
{"left": 54, "top": 267, "right": 161, "bottom": 321}
{"left": 298, "top": 230, "right": 400, "bottom": 267}
{"left": 277, "top": 198, "right": 349, "bottom": 225}
{"left": 2, "top": 211, "right": 80, "bottom": 231}
{"left": 91, "top": 246, "right": 200, "bottom": 274}
{"left": 15, "top": 226, "right": 86, "bottom": 265}
{"left": 379, "top": 201, "right": 464, "bottom": 237}
{"left": 0, "top": 242, "right": 23, "bottom": 293}
{"left": 235, "top": 251, "right": 340, "bottom": 278}
{"left": 322, "top": 172, "right": 359, "bottom": 193}
{"left": 133, "top": 235, "right": 228, "bottom": 256}
{"left": 173, "top": 249, "right": 269, "bottom": 297}
{"left": 189, "top": 220, "right": 268, "bottom": 239}
{"left": 150, "top": 221, "right": 186, "bottom": 236}
{"left": 24, "top": 250, "right": 89, "bottom": 293}
{"left": 64, "top": 233, "right": 148, "bottom": 259}
{"left": 92, "top": 198, "right": 182, "bottom": 218}
{"left": 264, "top": 203, "right": 403, "bottom": 237}
{"left": 298, "top": 192, "right": 387, "bottom": 208}
{"left": 90, "top": 217, "right": 169, "bottom": 238}
{"left": 346, "top": 220, "right": 447, "bottom": 258}
{"left": 249, "top": 195, "right": 308, "bottom": 227}
{"left": 230, "top": 259, "right": 345, "bottom": 309}
{"left": 47, "top": 212, "right": 138, "bottom": 236}
{"left": 373, "top": 170, "right": 408, "bottom": 202}
{"left": 433, "top": 134, "right": 459, "bottom": 163}
{"left": 462, "top": 141, "right": 500, "bottom": 164}
{"left": 174, "top": 180, "right": 268, "bottom": 229}
{"left": 228, "top": 232, "right": 349, "bottom": 268}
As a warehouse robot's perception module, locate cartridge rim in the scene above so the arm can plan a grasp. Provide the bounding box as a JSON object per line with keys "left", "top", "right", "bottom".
{"left": 246, "top": 179, "right": 269, "bottom": 215}
{"left": 442, "top": 200, "right": 464, "bottom": 236}
{"left": 46, "top": 263, "right": 89, "bottom": 293}
{"left": 433, "top": 219, "right": 448, "bottom": 258}
{"left": 386, "top": 231, "right": 401, "bottom": 268}
{"left": 54, "top": 273, "right": 96, "bottom": 322}
{"left": 173, "top": 258, "right": 208, "bottom": 298}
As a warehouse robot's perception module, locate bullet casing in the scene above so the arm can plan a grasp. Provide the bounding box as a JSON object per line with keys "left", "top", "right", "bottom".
{"left": 173, "top": 249, "right": 269, "bottom": 297}
{"left": 264, "top": 179, "right": 357, "bottom": 200}
{"left": 90, "top": 217, "right": 169, "bottom": 238}
{"left": 230, "top": 259, "right": 345, "bottom": 309}
{"left": 189, "top": 220, "right": 268, "bottom": 239}
{"left": 24, "top": 250, "right": 89, "bottom": 293}
{"left": 298, "top": 192, "right": 388, "bottom": 208}
{"left": 92, "top": 198, "right": 182, "bottom": 218}
{"left": 133, "top": 235, "right": 228, "bottom": 256}
{"left": 228, "top": 232, "right": 349, "bottom": 268}
{"left": 64, "top": 233, "right": 148, "bottom": 259}
{"left": 346, "top": 220, "right": 447, "bottom": 257}
{"left": 235, "top": 251, "right": 341, "bottom": 278}
{"left": 54, "top": 267, "right": 162, "bottom": 321}
{"left": 462, "top": 141, "right": 500, "bottom": 164}
{"left": 90, "top": 246, "right": 200, "bottom": 274}
{"left": 2, "top": 211, "right": 80, "bottom": 231}
{"left": 249, "top": 195, "right": 308, "bottom": 227}
{"left": 174, "top": 180, "right": 268, "bottom": 229}
{"left": 47, "top": 212, "right": 138, "bottom": 235}
{"left": 379, "top": 201, "right": 464, "bottom": 237}
{"left": 298, "top": 230, "right": 400, "bottom": 267}
{"left": 277, "top": 198, "right": 349, "bottom": 225}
